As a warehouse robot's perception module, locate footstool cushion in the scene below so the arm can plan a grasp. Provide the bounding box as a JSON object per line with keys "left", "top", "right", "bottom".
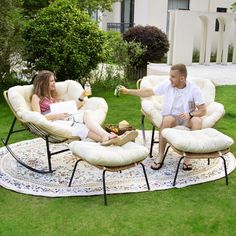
{"left": 162, "top": 128, "right": 234, "bottom": 153}
{"left": 69, "top": 141, "right": 149, "bottom": 167}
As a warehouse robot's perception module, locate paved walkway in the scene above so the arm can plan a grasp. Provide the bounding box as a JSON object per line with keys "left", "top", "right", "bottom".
{"left": 147, "top": 63, "right": 236, "bottom": 86}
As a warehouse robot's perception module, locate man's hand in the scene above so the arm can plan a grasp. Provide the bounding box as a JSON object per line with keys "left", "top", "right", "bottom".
{"left": 178, "top": 113, "right": 190, "bottom": 120}
{"left": 119, "top": 86, "right": 129, "bottom": 95}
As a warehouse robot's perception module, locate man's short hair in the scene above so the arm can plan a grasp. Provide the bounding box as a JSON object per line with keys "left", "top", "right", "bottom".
{"left": 171, "top": 64, "right": 187, "bottom": 78}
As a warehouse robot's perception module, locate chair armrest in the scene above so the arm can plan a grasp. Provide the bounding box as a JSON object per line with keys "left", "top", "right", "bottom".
{"left": 83, "top": 97, "right": 108, "bottom": 112}
{"left": 141, "top": 99, "right": 163, "bottom": 128}
{"left": 82, "top": 97, "right": 108, "bottom": 124}
{"left": 202, "top": 102, "right": 225, "bottom": 128}
{"left": 21, "top": 111, "right": 74, "bottom": 139}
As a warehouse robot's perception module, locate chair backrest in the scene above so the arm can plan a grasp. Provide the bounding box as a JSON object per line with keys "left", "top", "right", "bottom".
{"left": 138, "top": 75, "right": 224, "bottom": 129}
{"left": 7, "top": 80, "right": 84, "bottom": 119}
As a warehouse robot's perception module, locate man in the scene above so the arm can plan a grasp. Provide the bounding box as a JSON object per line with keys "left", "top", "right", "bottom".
{"left": 119, "top": 63, "right": 206, "bottom": 171}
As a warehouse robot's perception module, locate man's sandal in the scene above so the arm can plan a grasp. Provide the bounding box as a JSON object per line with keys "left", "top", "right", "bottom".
{"left": 151, "top": 161, "right": 164, "bottom": 170}
{"left": 183, "top": 163, "right": 192, "bottom": 171}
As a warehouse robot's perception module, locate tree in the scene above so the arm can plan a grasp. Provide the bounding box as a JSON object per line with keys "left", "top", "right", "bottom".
{"left": 230, "top": 2, "right": 236, "bottom": 12}
{"left": 23, "top": 0, "right": 51, "bottom": 18}
{"left": 23, "top": 0, "right": 107, "bottom": 81}
{"left": 75, "top": 0, "right": 119, "bottom": 14}
{"left": 0, "top": 0, "right": 24, "bottom": 81}
{"left": 22, "top": 0, "right": 119, "bottom": 17}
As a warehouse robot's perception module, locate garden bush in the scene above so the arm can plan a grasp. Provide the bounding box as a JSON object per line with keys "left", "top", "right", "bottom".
{"left": 123, "top": 25, "right": 169, "bottom": 68}
{"left": 23, "top": 0, "right": 106, "bottom": 82}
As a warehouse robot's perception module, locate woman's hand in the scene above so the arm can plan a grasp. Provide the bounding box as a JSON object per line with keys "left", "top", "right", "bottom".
{"left": 54, "top": 112, "right": 69, "bottom": 120}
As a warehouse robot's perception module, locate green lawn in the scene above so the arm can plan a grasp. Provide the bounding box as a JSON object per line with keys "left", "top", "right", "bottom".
{"left": 0, "top": 84, "right": 236, "bottom": 236}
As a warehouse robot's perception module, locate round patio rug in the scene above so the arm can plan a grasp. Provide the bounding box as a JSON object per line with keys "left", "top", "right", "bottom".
{"left": 0, "top": 131, "right": 235, "bottom": 197}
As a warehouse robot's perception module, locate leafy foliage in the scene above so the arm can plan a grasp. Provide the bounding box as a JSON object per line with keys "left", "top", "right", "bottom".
{"left": 22, "top": 0, "right": 119, "bottom": 17}
{"left": 23, "top": 0, "right": 51, "bottom": 17}
{"left": 0, "top": 0, "right": 25, "bottom": 81}
{"left": 75, "top": 0, "right": 119, "bottom": 14}
{"left": 230, "top": 2, "right": 236, "bottom": 11}
{"left": 23, "top": 0, "right": 106, "bottom": 81}
{"left": 104, "top": 31, "right": 145, "bottom": 68}
{"left": 123, "top": 25, "right": 169, "bottom": 67}
{"left": 90, "top": 31, "right": 146, "bottom": 86}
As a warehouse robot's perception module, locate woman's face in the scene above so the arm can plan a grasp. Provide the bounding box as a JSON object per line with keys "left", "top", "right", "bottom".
{"left": 49, "top": 75, "right": 56, "bottom": 91}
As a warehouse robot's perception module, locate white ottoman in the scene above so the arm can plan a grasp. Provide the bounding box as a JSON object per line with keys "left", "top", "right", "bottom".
{"left": 161, "top": 128, "right": 234, "bottom": 186}
{"left": 68, "top": 141, "right": 150, "bottom": 205}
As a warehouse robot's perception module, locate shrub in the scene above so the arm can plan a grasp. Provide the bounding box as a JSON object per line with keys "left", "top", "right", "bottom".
{"left": 23, "top": 0, "right": 106, "bottom": 81}
{"left": 123, "top": 25, "right": 169, "bottom": 68}
{"left": 89, "top": 31, "right": 146, "bottom": 86}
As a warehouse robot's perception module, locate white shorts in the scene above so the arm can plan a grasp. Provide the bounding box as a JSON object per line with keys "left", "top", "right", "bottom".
{"left": 54, "top": 113, "right": 89, "bottom": 140}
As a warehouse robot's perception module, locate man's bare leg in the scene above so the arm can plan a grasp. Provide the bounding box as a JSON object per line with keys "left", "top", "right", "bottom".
{"left": 151, "top": 116, "right": 176, "bottom": 170}
{"left": 184, "top": 117, "right": 203, "bottom": 168}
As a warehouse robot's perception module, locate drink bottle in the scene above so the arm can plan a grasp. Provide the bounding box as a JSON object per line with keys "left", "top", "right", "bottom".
{"left": 114, "top": 85, "right": 121, "bottom": 97}
{"left": 84, "top": 81, "right": 92, "bottom": 96}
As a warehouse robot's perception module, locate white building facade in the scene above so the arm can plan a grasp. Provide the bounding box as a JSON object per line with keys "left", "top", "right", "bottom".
{"left": 100, "top": 0, "right": 236, "bottom": 65}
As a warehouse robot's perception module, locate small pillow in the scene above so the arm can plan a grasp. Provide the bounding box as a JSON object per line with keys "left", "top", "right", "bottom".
{"left": 162, "top": 128, "right": 234, "bottom": 153}
{"left": 69, "top": 141, "right": 149, "bottom": 167}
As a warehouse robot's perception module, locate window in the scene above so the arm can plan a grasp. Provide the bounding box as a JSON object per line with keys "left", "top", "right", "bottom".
{"left": 215, "top": 7, "right": 227, "bottom": 32}
{"left": 121, "top": 0, "right": 135, "bottom": 33}
{"left": 167, "top": 0, "right": 190, "bottom": 33}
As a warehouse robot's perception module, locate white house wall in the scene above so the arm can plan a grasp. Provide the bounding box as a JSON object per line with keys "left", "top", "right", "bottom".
{"left": 101, "top": 2, "right": 121, "bottom": 31}
{"left": 100, "top": 0, "right": 236, "bottom": 62}
{"left": 168, "top": 10, "right": 236, "bottom": 65}
{"left": 134, "top": 0, "right": 168, "bottom": 32}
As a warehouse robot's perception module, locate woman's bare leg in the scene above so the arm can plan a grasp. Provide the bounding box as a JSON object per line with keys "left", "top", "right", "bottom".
{"left": 83, "top": 111, "right": 116, "bottom": 142}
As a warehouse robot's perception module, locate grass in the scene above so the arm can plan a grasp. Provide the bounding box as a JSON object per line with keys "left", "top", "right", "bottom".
{"left": 0, "top": 83, "right": 236, "bottom": 236}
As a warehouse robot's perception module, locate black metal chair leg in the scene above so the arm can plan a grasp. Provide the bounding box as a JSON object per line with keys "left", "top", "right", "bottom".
{"left": 141, "top": 114, "right": 146, "bottom": 146}
{"left": 3, "top": 117, "right": 26, "bottom": 145}
{"left": 68, "top": 159, "right": 82, "bottom": 187}
{"left": 45, "top": 136, "right": 52, "bottom": 172}
{"left": 149, "top": 126, "right": 155, "bottom": 158}
{"left": 102, "top": 170, "right": 107, "bottom": 206}
{"left": 173, "top": 156, "right": 184, "bottom": 186}
{"left": 140, "top": 163, "right": 150, "bottom": 190}
{"left": 4, "top": 117, "right": 17, "bottom": 145}
{"left": 1, "top": 138, "right": 55, "bottom": 174}
{"left": 220, "top": 156, "right": 228, "bottom": 185}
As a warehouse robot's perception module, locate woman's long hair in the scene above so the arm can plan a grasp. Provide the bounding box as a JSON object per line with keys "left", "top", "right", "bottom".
{"left": 32, "top": 70, "right": 58, "bottom": 101}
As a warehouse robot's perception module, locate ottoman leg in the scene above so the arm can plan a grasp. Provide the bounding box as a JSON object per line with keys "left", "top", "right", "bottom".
{"left": 149, "top": 126, "right": 156, "bottom": 158}
{"left": 141, "top": 114, "right": 146, "bottom": 146}
{"left": 220, "top": 156, "right": 228, "bottom": 185}
{"left": 102, "top": 170, "right": 108, "bottom": 206}
{"left": 68, "top": 159, "right": 82, "bottom": 187}
{"left": 140, "top": 163, "right": 150, "bottom": 190}
{"left": 173, "top": 156, "right": 184, "bottom": 186}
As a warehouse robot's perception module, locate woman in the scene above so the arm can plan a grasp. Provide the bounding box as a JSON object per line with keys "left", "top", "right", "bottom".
{"left": 31, "top": 70, "right": 137, "bottom": 146}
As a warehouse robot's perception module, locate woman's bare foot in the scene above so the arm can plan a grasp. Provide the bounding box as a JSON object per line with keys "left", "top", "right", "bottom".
{"left": 101, "top": 133, "right": 119, "bottom": 146}
{"left": 115, "top": 130, "right": 138, "bottom": 146}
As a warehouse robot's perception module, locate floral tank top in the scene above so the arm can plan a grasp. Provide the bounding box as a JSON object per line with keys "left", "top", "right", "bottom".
{"left": 39, "top": 97, "right": 53, "bottom": 114}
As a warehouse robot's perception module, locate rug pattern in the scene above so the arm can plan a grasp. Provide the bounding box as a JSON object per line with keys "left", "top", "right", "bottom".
{"left": 0, "top": 131, "right": 235, "bottom": 197}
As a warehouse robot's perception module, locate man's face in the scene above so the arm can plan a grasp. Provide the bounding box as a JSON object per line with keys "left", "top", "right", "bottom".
{"left": 169, "top": 69, "right": 184, "bottom": 88}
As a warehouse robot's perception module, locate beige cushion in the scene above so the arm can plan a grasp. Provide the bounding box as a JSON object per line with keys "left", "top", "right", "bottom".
{"left": 7, "top": 80, "right": 108, "bottom": 139}
{"left": 140, "top": 75, "right": 225, "bottom": 129}
{"left": 69, "top": 141, "right": 149, "bottom": 167}
{"left": 162, "top": 128, "right": 234, "bottom": 153}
